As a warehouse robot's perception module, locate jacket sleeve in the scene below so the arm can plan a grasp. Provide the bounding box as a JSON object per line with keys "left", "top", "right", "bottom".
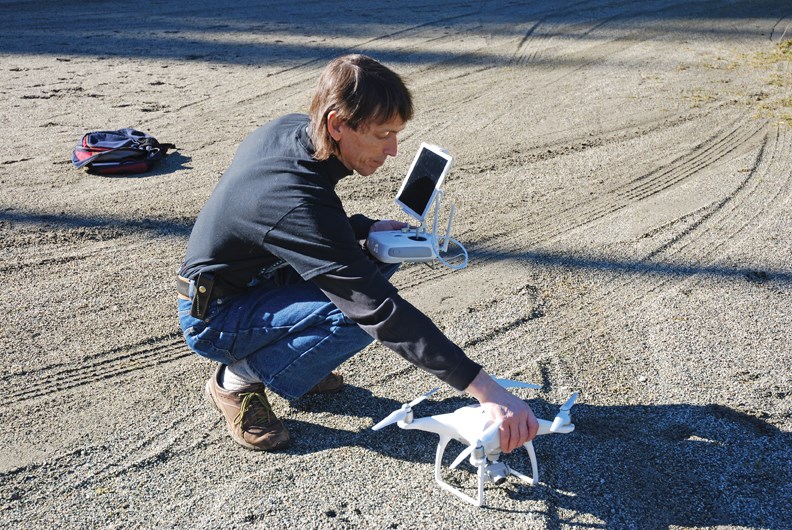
{"left": 310, "top": 257, "right": 481, "bottom": 390}
{"left": 347, "top": 214, "right": 377, "bottom": 240}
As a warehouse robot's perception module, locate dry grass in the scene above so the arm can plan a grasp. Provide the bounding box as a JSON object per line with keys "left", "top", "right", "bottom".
{"left": 748, "top": 40, "right": 792, "bottom": 126}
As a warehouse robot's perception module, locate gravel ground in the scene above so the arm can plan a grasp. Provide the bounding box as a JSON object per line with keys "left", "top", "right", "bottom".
{"left": 1, "top": 1, "right": 790, "bottom": 529}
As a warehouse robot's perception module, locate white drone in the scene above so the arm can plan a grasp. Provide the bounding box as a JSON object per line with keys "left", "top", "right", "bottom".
{"left": 372, "top": 378, "right": 579, "bottom": 507}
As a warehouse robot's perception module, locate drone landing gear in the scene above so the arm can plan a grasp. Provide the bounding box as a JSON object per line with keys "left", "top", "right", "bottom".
{"left": 433, "top": 436, "right": 540, "bottom": 508}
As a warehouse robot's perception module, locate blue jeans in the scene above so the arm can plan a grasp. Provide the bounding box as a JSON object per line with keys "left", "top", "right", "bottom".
{"left": 178, "top": 262, "right": 399, "bottom": 399}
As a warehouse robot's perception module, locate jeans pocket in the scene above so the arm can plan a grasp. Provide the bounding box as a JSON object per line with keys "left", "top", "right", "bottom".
{"left": 185, "top": 325, "right": 239, "bottom": 365}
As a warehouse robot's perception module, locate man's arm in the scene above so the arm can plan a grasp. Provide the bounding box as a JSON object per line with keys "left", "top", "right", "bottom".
{"left": 348, "top": 216, "right": 408, "bottom": 240}
{"left": 368, "top": 219, "right": 409, "bottom": 232}
{"left": 311, "top": 258, "right": 481, "bottom": 390}
{"left": 465, "top": 369, "right": 539, "bottom": 452}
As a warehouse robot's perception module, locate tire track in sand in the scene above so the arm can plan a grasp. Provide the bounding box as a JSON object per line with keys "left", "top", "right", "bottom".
{"left": 643, "top": 123, "right": 791, "bottom": 278}
{"left": 0, "top": 333, "right": 188, "bottom": 409}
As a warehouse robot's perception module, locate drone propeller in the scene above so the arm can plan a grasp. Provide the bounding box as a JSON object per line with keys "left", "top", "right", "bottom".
{"left": 550, "top": 392, "right": 578, "bottom": 432}
{"left": 450, "top": 420, "right": 502, "bottom": 469}
{"left": 493, "top": 377, "right": 542, "bottom": 390}
{"left": 409, "top": 387, "right": 440, "bottom": 407}
{"left": 560, "top": 392, "right": 578, "bottom": 411}
{"left": 371, "top": 388, "right": 439, "bottom": 431}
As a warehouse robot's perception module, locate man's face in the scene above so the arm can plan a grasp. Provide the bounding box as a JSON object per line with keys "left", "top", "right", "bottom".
{"left": 329, "top": 114, "right": 406, "bottom": 177}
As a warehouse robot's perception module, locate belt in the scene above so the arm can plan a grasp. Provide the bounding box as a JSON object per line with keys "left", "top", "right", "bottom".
{"left": 176, "top": 275, "right": 240, "bottom": 302}
{"left": 176, "top": 276, "right": 193, "bottom": 301}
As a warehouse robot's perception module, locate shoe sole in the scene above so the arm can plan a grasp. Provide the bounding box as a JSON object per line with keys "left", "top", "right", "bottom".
{"left": 204, "top": 379, "right": 290, "bottom": 451}
{"left": 307, "top": 384, "right": 344, "bottom": 395}
{"left": 307, "top": 373, "right": 345, "bottom": 394}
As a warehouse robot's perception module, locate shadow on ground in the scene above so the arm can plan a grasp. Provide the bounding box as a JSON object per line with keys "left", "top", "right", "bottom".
{"left": 1, "top": 0, "right": 789, "bottom": 66}
{"left": 3, "top": 209, "right": 790, "bottom": 286}
{"left": 289, "top": 387, "right": 791, "bottom": 529}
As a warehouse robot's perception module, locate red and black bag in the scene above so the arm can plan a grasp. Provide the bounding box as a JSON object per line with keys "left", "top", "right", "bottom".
{"left": 71, "top": 128, "right": 176, "bottom": 175}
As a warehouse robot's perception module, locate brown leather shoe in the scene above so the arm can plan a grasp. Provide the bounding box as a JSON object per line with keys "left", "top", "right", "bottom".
{"left": 307, "top": 371, "right": 344, "bottom": 394}
{"left": 205, "top": 366, "right": 290, "bottom": 451}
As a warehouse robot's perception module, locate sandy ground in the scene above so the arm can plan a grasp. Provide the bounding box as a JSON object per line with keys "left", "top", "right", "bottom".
{"left": 1, "top": 1, "right": 790, "bottom": 528}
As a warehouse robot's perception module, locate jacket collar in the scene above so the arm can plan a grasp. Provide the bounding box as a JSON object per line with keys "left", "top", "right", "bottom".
{"left": 297, "top": 122, "right": 352, "bottom": 186}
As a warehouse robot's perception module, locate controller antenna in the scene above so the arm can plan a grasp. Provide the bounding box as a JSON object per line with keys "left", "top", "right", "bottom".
{"left": 443, "top": 204, "right": 456, "bottom": 252}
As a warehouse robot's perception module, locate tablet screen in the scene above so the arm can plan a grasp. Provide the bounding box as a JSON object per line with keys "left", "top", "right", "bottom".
{"left": 395, "top": 145, "right": 452, "bottom": 221}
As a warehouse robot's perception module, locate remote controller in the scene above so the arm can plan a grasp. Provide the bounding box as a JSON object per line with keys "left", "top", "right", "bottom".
{"left": 366, "top": 228, "right": 437, "bottom": 263}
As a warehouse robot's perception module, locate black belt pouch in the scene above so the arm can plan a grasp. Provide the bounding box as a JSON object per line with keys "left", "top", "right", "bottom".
{"left": 190, "top": 273, "right": 215, "bottom": 320}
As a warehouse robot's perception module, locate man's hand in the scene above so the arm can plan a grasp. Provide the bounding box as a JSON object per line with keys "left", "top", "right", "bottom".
{"left": 465, "top": 369, "right": 539, "bottom": 453}
{"left": 369, "top": 219, "right": 409, "bottom": 232}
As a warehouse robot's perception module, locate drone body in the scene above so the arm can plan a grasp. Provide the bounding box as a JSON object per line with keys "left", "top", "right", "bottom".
{"left": 372, "top": 381, "right": 579, "bottom": 507}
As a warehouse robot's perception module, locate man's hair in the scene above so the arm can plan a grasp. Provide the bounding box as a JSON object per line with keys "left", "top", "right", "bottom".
{"left": 308, "top": 54, "right": 413, "bottom": 161}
